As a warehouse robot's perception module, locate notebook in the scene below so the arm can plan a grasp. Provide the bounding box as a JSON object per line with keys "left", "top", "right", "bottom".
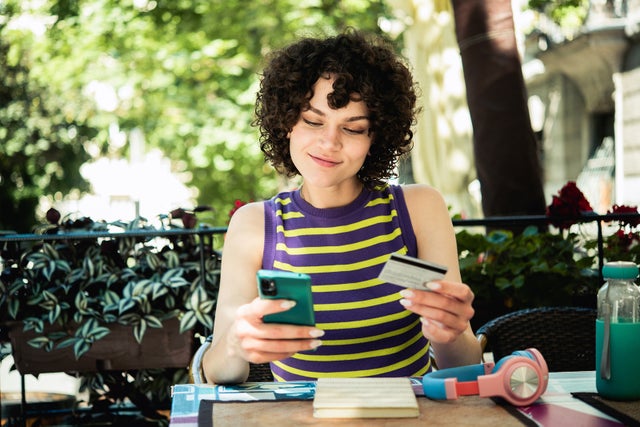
{"left": 312, "top": 377, "right": 420, "bottom": 418}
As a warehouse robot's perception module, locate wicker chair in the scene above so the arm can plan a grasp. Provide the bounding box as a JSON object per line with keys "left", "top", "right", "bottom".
{"left": 189, "top": 335, "right": 274, "bottom": 384}
{"left": 475, "top": 306, "right": 597, "bottom": 372}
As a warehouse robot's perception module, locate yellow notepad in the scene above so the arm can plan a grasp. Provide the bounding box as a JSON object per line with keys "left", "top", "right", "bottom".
{"left": 313, "top": 377, "right": 419, "bottom": 419}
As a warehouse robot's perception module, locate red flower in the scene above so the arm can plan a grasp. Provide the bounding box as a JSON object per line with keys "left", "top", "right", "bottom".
{"left": 608, "top": 229, "right": 640, "bottom": 252}
{"left": 546, "top": 181, "right": 593, "bottom": 230}
{"left": 607, "top": 204, "right": 640, "bottom": 228}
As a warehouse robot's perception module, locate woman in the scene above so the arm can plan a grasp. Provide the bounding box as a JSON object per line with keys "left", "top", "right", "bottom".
{"left": 203, "top": 30, "right": 481, "bottom": 384}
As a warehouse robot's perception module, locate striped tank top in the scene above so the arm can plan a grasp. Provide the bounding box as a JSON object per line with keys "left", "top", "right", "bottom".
{"left": 262, "top": 184, "right": 432, "bottom": 381}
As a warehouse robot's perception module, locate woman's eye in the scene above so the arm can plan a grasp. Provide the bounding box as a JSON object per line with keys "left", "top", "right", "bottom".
{"left": 344, "top": 128, "right": 366, "bottom": 135}
{"left": 301, "top": 118, "right": 367, "bottom": 135}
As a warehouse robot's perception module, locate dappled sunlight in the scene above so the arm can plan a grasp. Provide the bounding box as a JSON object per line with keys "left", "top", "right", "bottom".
{"left": 64, "top": 149, "right": 197, "bottom": 222}
{"left": 391, "top": 0, "right": 477, "bottom": 218}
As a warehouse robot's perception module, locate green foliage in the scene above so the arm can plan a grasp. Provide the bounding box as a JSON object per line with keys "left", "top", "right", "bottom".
{"left": 457, "top": 225, "right": 601, "bottom": 328}
{"left": 0, "top": 211, "right": 221, "bottom": 419}
{"left": 527, "top": 0, "right": 589, "bottom": 29}
{"left": 0, "top": 0, "right": 392, "bottom": 232}
{"left": 0, "top": 5, "right": 94, "bottom": 232}
{"left": 598, "top": 231, "right": 640, "bottom": 263}
{"left": 1, "top": 216, "right": 220, "bottom": 355}
{"left": 458, "top": 218, "right": 640, "bottom": 329}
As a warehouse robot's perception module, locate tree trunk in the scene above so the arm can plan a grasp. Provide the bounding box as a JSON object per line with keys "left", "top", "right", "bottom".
{"left": 451, "top": 0, "right": 547, "bottom": 217}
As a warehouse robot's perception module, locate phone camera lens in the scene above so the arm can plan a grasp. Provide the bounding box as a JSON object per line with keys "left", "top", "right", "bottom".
{"left": 261, "top": 279, "right": 277, "bottom": 296}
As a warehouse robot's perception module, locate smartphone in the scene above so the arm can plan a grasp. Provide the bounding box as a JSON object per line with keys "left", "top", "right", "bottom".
{"left": 257, "top": 269, "right": 316, "bottom": 326}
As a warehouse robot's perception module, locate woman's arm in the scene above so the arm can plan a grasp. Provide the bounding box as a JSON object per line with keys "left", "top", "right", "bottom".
{"left": 202, "top": 202, "right": 264, "bottom": 383}
{"left": 401, "top": 184, "right": 482, "bottom": 368}
{"left": 202, "top": 202, "right": 324, "bottom": 384}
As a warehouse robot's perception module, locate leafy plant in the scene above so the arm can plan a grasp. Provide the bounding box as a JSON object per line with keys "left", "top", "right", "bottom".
{"left": 458, "top": 226, "right": 600, "bottom": 329}
{"left": 0, "top": 207, "right": 222, "bottom": 423}
{"left": 598, "top": 204, "right": 640, "bottom": 263}
{"left": 459, "top": 182, "right": 640, "bottom": 330}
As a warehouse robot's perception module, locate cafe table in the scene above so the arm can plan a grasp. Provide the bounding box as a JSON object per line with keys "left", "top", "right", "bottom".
{"left": 208, "top": 395, "right": 522, "bottom": 426}
{"left": 170, "top": 372, "right": 632, "bottom": 427}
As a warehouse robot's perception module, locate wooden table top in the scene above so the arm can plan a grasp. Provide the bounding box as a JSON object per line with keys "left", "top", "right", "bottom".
{"left": 209, "top": 395, "right": 525, "bottom": 426}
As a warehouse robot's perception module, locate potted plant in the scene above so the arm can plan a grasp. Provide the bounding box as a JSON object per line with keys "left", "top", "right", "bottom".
{"left": 596, "top": 204, "right": 640, "bottom": 264}
{"left": 457, "top": 225, "right": 600, "bottom": 330}
{"left": 458, "top": 181, "right": 639, "bottom": 330}
{"left": 0, "top": 207, "right": 222, "bottom": 423}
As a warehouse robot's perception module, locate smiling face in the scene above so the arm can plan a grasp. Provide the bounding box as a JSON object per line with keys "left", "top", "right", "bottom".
{"left": 289, "top": 76, "right": 373, "bottom": 197}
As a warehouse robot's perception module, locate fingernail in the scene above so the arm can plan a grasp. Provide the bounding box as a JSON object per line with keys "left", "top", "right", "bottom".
{"left": 309, "top": 329, "right": 325, "bottom": 338}
{"left": 281, "top": 300, "right": 296, "bottom": 309}
{"left": 426, "top": 282, "right": 441, "bottom": 291}
{"left": 310, "top": 340, "right": 323, "bottom": 349}
{"left": 399, "top": 299, "right": 412, "bottom": 307}
{"left": 420, "top": 317, "right": 430, "bottom": 326}
{"left": 399, "top": 289, "right": 414, "bottom": 298}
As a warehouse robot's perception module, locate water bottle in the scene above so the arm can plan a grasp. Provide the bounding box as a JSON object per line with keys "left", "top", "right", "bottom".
{"left": 595, "top": 261, "right": 640, "bottom": 400}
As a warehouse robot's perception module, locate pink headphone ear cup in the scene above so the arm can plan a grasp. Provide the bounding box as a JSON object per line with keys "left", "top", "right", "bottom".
{"left": 479, "top": 352, "right": 548, "bottom": 406}
{"left": 500, "top": 348, "right": 549, "bottom": 392}
{"left": 498, "top": 357, "right": 545, "bottom": 406}
{"left": 523, "top": 348, "right": 547, "bottom": 368}
{"left": 523, "top": 348, "right": 549, "bottom": 392}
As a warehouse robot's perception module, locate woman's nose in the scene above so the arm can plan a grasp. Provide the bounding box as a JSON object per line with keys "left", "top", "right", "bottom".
{"left": 319, "top": 126, "right": 341, "bottom": 149}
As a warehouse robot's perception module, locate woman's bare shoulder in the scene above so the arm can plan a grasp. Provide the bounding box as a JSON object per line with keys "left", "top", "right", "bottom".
{"left": 400, "top": 183, "right": 446, "bottom": 208}
{"left": 400, "top": 184, "right": 451, "bottom": 230}
{"left": 224, "top": 201, "right": 265, "bottom": 249}
{"left": 229, "top": 201, "right": 265, "bottom": 225}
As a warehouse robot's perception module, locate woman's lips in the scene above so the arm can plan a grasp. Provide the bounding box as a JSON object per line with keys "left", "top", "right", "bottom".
{"left": 310, "top": 154, "right": 340, "bottom": 167}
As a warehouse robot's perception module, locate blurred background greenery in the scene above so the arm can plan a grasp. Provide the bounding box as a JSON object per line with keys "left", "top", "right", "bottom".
{"left": 0, "top": 0, "right": 587, "bottom": 232}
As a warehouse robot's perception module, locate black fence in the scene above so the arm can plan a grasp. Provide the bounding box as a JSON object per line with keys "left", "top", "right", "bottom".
{"left": 1, "top": 212, "right": 639, "bottom": 284}
{"left": 452, "top": 212, "right": 640, "bottom": 283}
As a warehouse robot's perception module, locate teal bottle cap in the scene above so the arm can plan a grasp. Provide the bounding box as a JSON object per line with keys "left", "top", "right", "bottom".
{"left": 603, "top": 261, "right": 639, "bottom": 280}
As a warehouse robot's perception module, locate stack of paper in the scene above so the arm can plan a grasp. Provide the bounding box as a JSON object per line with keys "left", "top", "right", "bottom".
{"left": 313, "top": 377, "right": 419, "bottom": 419}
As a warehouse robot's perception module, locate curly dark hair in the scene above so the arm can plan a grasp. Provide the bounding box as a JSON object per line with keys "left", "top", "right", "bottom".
{"left": 254, "top": 30, "right": 419, "bottom": 188}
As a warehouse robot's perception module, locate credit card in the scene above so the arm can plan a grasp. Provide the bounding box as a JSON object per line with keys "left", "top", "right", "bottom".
{"left": 378, "top": 253, "right": 448, "bottom": 290}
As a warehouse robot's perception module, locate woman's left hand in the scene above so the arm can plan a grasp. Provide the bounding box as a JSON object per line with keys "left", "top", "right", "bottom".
{"left": 399, "top": 280, "right": 475, "bottom": 344}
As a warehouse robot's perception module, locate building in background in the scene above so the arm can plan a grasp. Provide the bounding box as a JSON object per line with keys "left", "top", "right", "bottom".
{"left": 523, "top": 0, "right": 640, "bottom": 212}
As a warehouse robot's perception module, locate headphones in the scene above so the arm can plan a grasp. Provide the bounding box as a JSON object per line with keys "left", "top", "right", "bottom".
{"left": 422, "top": 348, "right": 549, "bottom": 406}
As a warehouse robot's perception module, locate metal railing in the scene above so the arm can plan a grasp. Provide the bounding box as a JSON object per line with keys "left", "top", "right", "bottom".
{"left": 0, "top": 225, "right": 228, "bottom": 284}
{"left": 2, "top": 213, "right": 639, "bottom": 278}
{"left": 452, "top": 212, "right": 640, "bottom": 283}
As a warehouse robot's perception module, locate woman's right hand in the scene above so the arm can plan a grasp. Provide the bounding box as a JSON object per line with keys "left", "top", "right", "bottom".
{"left": 226, "top": 297, "right": 324, "bottom": 364}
